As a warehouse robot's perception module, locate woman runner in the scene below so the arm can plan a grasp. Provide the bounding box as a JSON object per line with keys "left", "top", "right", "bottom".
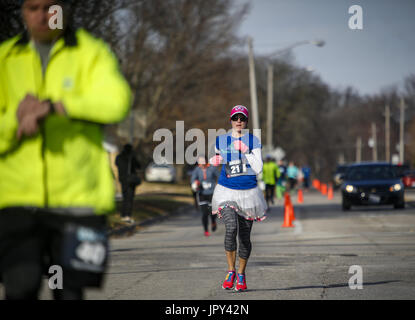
{"left": 191, "top": 155, "right": 220, "bottom": 236}
{"left": 210, "top": 105, "right": 267, "bottom": 292}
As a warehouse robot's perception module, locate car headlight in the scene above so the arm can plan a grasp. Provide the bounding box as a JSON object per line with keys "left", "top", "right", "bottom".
{"left": 390, "top": 184, "right": 402, "bottom": 192}
{"left": 345, "top": 185, "right": 356, "bottom": 193}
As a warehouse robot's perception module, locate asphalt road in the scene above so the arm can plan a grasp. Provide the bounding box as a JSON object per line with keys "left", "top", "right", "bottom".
{"left": 2, "top": 189, "right": 415, "bottom": 300}
{"left": 86, "top": 188, "right": 415, "bottom": 300}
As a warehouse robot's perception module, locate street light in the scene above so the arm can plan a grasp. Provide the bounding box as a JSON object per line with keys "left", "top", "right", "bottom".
{"left": 399, "top": 97, "right": 406, "bottom": 164}
{"left": 247, "top": 37, "right": 260, "bottom": 136}
{"left": 266, "top": 39, "right": 325, "bottom": 60}
{"left": 263, "top": 39, "right": 325, "bottom": 152}
{"left": 248, "top": 38, "right": 325, "bottom": 138}
{"left": 247, "top": 38, "right": 325, "bottom": 152}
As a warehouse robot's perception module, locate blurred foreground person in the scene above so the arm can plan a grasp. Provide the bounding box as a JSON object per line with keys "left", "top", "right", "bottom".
{"left": 190, "top": 155, "right": 219, "bottom": 237}
{"left": 210, "top": 105, "right": 267, "bottom": 292}
{"left": 116, "top": 144, "right": 141, "bottom": 223}
{"left": 0, "top": 0, "right": 131, "bottom": 299}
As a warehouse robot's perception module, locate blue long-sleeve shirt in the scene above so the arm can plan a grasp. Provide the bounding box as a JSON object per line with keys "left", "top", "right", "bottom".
{"left": 215, "top": 133, "right": 262, "bottom": 190}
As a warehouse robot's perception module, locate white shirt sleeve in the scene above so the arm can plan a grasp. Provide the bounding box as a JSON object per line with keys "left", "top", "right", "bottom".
{"left": 245, "top": 148, "right": 263, "bottom": 174}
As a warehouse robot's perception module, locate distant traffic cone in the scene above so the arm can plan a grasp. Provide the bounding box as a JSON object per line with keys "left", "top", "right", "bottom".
{"left": 327, "top": 183, "right": 333, "bottom": 200}
{"left": 321, "top": 183, "right": 327, "bottom": 195}
{"left": 281, "top": 199, "right": 294, "bottom": 228}
{"left": 314, "top": 179, "right": 321, "bottom": 191}
{"left": 297, "top": 188, "right": 304, "bottom": 204}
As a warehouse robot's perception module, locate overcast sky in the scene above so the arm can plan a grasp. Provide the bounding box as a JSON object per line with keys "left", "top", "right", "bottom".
{"left": 235, "top": 0, "right": 415, "bottom": 96}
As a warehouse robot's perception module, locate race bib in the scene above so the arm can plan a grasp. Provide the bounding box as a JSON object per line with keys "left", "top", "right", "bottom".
{"left": 225, "top": 159, "right": 247, "bottom": 178}
{"left": 201, "top": 181, "right": 212, "bottom": 190}
{"left": 62, "top": 223, "right": 108, "bottom": 273}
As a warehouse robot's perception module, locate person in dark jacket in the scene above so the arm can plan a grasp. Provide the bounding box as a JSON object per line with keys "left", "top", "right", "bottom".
{"left": 191, "top": 155, "right": 220, "bottom": 236}
{"left": 115, "top": 144, "right": 141, "bottom": 223}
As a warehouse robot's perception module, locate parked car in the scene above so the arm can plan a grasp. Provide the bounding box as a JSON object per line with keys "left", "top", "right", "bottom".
{"left": 145, "top": 162, "right": 176, "bottom": 183}
{"left": 402, "top": 170, "right": 415, "bottom": 188}
{"left": 341, "top": 162, "right": 404, "bottom": 210}
{"left": 333, "top": 164, "right": 349, "bottom": 189}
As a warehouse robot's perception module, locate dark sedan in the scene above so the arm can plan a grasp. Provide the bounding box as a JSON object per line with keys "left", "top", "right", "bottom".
{"left": 341, "top": 162, "right": 405, "bottom": 210}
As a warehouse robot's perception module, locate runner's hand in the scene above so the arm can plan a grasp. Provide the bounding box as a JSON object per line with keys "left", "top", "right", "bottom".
{"left": 16, "top": 96, "right": 51, "bottom": 139}
{"left": 233, "top": 140, "right": 249, "bottom": 153}
{"left": 16, "top": 94, "right": 43, "bottom": 122}
{"left": 16, "top": 114, "right": 40, "bottom": 139}
{"left": 53, "top": 101, "right": 67, "bottom": 115}
{"left": 191, "top": 180, "right": 200, "bottom": 192}
{"left": 209, "top": 155, "right": 223, "bottom": 166}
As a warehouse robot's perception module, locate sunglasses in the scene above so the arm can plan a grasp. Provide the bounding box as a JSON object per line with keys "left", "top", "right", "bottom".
{"left": 231, "top": 114, "right": 247, "bottom": 122}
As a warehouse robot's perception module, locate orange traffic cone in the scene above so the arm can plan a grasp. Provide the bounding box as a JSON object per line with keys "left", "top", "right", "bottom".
{"left": 281, "top": 200, "right": 293, "bottom": 228}
{"left": 289, "top": 199, "right": 296, "bottom": 221}
{"left": 314, "top": 179, "right": 321, "bottom": 191}
{"left": 284, "top": 192, "right": 296, "bottom": 221}
{"left": 297, "top": 188, "right": 304, "bottom": 204}
{"left": 327, "top": 183, "right": 333, "bottom": 200}
{"left": 284, "top": 192, "right": 290, "bottom": 207}
{"left": 321, "top": 183, "right": 327, "bottom": 195}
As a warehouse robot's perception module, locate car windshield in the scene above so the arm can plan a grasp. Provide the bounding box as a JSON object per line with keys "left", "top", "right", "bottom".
{"left": 346, "top": 165, "right": 396, "bottom": 180}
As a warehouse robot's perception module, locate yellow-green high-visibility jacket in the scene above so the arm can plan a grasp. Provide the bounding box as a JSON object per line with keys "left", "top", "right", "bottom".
{"left": 262, "top": 161, "right": 280, "bottom": 185}
{"left": 0, "top": 28, "right": 131, "bottom": 215}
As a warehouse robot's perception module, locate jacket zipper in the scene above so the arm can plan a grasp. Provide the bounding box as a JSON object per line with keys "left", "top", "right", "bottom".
{"left": 34, "top": 48, "right": 49, "bottom": 208}
{"left": 34, "top": 44, "right": 58, "bottom": 208}
{"left": 41, "top": 117, "right": 48, "bottom": 208}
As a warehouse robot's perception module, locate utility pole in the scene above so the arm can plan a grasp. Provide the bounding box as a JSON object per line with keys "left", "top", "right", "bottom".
{"left": 399, "top": 98, "right": 405, "bottom": 163}
{"left": 385, "top": 105, "right": 390, "bottom": 162}
{"left": 247, "top": 37, "right": 260, "bottom": 134}
{"left": 266, "top": 64, "right": 273, "bottom": 150}
{"left": 338, "top": 153, "right": 345, "bottom": 164}
{"left": 371, "top": 122, "right": 377, "bottom": 161}
{"left": 356, "top": 136, "right": 362, "bottom": 162}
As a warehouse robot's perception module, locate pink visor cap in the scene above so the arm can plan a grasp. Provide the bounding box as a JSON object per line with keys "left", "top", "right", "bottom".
{"left": 230, "top": 105, "right": 249, "bottom": 120}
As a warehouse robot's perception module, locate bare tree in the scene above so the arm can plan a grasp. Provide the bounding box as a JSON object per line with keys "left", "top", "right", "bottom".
{"left": 118, "top": 0, "right": 248, "bottom": 143}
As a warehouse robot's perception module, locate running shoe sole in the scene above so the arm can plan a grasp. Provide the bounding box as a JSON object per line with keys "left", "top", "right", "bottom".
{"left": 222, "top": 284, "right": 234, "bottom": 290}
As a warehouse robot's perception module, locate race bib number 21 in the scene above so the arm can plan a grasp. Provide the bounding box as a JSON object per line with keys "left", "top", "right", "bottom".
{"left": 225, "top": 159, "right": 247, "bottom": 178}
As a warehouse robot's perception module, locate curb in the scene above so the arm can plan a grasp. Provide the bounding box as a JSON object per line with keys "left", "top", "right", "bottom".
{"left": 108, "top": 204, "right": 194, "bottom": 237}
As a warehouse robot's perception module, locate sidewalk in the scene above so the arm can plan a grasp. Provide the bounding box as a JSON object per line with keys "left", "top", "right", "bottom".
{"left": 109, "top": 182, "right": 195, "bottom": 237}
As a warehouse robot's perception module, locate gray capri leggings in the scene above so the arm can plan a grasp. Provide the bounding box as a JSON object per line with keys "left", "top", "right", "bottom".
{"left": 221, "top": 206, "right": 253, "bottom": 260}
